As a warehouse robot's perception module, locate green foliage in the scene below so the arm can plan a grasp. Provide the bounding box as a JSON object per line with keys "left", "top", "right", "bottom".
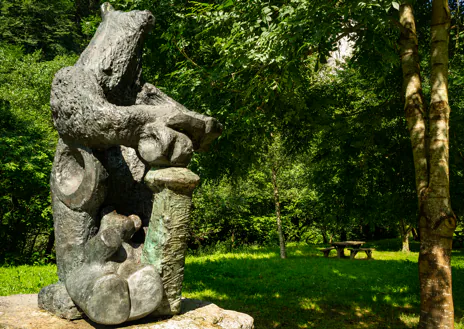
{"left": 190, "top": 154, "right": 326, "bottom": 250}
{"left": 93, "top": 0, "right": 421, "bottom": 248}
{"left": 448, "top": 53, "right": 464, "bottom": 220}
{"left": 2, "top": 0, "right": 464, "bottom": 265}
{"left": 0, "top": 44, "right": 77, "bottom": 264}
{"left": 80, "top": 13, "right": 102, "bottom": 39}
{"left": 277, "top": 61, "right": 418, "bottom": 242}
{"left": 106, "top": 0, "right": 422, "bottom": 245}
{"left": 0, "top": 0, "right": 79, "bottom": 58}
{"left": 189, "top": 175, "right": 278, "bottom": 249}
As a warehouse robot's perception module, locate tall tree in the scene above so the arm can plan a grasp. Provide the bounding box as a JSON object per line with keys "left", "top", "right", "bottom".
{"left": 268, "top": 134, "right": 287, "bottom": 258}
{"left": 399, "top": 2, "right": 456, "bottom": 328}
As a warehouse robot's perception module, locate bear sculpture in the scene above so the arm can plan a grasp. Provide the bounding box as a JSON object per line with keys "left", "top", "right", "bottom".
{"left": 38, "top": 3, "right": 221, "bottom": 325}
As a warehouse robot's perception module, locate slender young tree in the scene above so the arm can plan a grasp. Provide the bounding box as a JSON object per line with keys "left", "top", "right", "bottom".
{"left": 399, "top": 2, "right": 456, "bottom": 328}
{"left": 271, "top": 162, "right": 287, "bottom": 259}
{"left": 268, "top": 134, "right": 287, "bottom": 259}
{"left": 399, "top": 219, "right": 413, "bottom": 252}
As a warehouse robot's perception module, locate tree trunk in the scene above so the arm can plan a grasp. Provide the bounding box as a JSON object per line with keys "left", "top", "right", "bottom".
{"left": 340, "top": 228, "right": 347, "bottom": 242}
{"left": 400, "top": 219, "right": 412, "bottom": 252}
{"left": 28, "top": 232, "right": 39, "bottom": 258}
{"left": 412, "top": 227, "right": 420, "bottom": 241}
{"left": 321, "top": 228, "right": 328, "bottom": 244}
{"left": 230, "top": 230, "right": 235, "bottom": 251}
{"left": 271, "top": 164, "right": 287, "bottom": 259}
{"left": 45, "top": 231, "right": 55, "bottom": 263}
{"left": 419, "top": 2, "right": 456, "bottom": 327}
{"left": 399, "top": 2, "right": 456, "bottom": 328}
{"left": 401, "top": 234, "right": 409, "bottom": 252}
{"left": 400, "top": 221, "right": 411, "bottom": 253}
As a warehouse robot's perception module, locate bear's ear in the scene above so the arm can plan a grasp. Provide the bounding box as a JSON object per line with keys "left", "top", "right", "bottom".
{"left": 101, "top": 2, "right": 115, "bottom": 17}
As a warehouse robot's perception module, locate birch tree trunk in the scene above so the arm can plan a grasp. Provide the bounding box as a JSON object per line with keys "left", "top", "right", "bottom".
{"left": 271, "top": 164, "right": 287, "bottom": 259}
{"left": 412, "top": 227, "right": 420, "bottom": 241}
{"left": 399, "top": 2, "right": 456, "bottom": 328}
{"left": 401, "top": 234, "right": 410, "bottom": 253}
{"left": 400, "top": 219, "right": 412, "bottom": 253}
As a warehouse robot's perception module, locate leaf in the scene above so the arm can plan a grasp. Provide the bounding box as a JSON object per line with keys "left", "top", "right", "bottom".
{"left": 220, "top": 0, "right": 233, "bottom": 9}
{"left": 262, "top": 7, "right": 272, "bottom": 14}
{"left": 392, "top": 2, "right": 400, "bottom": 10}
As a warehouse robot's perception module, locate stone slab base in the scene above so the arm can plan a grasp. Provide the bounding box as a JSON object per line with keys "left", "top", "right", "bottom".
{"left": 0, "top": 294, "right": 254, "bottom": 329}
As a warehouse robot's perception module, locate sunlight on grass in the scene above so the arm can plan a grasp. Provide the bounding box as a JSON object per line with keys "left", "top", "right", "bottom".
{"left": 331, "top": 268, "right": 358, "bottom": 280}
{"left": 186, "top": 249, "right": 278, "bottom": 264}
{"left": 2, "top": 244, "right": 464, "bottom": 328}
{"left": 369, "top": 250, "right": 419, "bottom": 262}
{"left": 0, "top": 265, "right": 57, "bottom": 296}
{"left": 299, "top": 298, "right": 323, "bottom": 312}
{"left": 182, "top": 244, "right": 464, "bottom": 328}
{"left": 183, "top": 288, "right": 230, "bottom": 301}
{"left": 399, "top": 313, "right": 419, "bottom": 328}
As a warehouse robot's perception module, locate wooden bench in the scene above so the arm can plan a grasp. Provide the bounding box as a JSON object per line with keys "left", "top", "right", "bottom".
{"left": 348, "top": 248, "right": 375, "bottom": 260}
{"left": 319, "top": 246, "right": 335, "bottom": 257}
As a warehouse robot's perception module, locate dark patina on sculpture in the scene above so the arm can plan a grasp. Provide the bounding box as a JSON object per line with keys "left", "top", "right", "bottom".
{"left": 38, "top": 3, "right": 221, "bottom": 325}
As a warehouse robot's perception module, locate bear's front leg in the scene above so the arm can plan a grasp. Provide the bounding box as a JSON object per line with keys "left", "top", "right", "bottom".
{"left": 51, "top": 67, "right": 221, "bottom": 167}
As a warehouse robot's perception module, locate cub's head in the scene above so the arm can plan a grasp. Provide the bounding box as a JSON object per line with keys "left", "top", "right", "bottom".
{"left": 77, "top": 3, "right": 154, "bottom": 105}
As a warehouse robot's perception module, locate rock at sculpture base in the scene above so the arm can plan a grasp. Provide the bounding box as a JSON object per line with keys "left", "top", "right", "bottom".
{"left": 37, "top": 282, "right": 82, "bottom": 320}
{"left": 0, "top": 294, "right": 254, "bottom": 329}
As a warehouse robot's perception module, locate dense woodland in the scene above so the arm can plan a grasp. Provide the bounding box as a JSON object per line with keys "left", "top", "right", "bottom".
{"left": 2, "top": 0, "right": 464, "bottom": 260}
{"left": 0, "top": 0, "right": 462, "bottom": 317}
{"left": 3, "top": 0, "right": 464, "bottom": 327}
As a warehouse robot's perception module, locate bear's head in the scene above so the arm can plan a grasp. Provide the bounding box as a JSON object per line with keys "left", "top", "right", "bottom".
{"left": 76, "top": 3, "right": 154, "bottom": 105}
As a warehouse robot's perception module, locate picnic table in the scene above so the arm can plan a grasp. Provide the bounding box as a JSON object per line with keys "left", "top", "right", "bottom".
{"left": 331, "top": 241, "right": 366, "bottom": 259}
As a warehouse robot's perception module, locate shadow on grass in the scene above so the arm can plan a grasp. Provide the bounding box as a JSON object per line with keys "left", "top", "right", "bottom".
{"left": 182, "top": 245, "right": 464, "bottom": 329}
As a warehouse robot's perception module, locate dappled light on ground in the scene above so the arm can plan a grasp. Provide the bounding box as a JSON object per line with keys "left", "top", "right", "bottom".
{"left": 2, "top": 244, "right": 464, "bottom": 328}
{"left": 182, "top": 244, "right": 464, "bottom": 329}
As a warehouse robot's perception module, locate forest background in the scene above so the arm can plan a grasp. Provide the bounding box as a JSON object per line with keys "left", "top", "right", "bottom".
{"left": 2, "top": 0, "right": 464, "bottom": 266}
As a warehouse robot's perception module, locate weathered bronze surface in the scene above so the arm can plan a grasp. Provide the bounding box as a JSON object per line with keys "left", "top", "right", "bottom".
{"left": 38, "top": 3, "right": 221, "bottom": 325}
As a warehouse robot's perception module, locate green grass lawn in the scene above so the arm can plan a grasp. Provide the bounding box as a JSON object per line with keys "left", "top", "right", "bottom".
{"left": 2, "top": 243, "right": 464, "bottom": 329}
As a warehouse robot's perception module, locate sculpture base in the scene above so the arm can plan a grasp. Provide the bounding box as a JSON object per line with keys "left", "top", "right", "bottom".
{"left": 38, "top": 282, "right": 83, "bottom": 320}
{"left": 0, "top": 294, "right": 254, "bottom": 329}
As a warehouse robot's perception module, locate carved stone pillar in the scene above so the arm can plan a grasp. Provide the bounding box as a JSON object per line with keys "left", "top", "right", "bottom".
{"left": 142, "top": 167, "right": 200, "bottom": 315}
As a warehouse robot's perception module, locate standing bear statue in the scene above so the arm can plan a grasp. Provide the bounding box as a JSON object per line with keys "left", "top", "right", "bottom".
{"left": 38, "top": 2, "right": 221, "bottom": 325}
